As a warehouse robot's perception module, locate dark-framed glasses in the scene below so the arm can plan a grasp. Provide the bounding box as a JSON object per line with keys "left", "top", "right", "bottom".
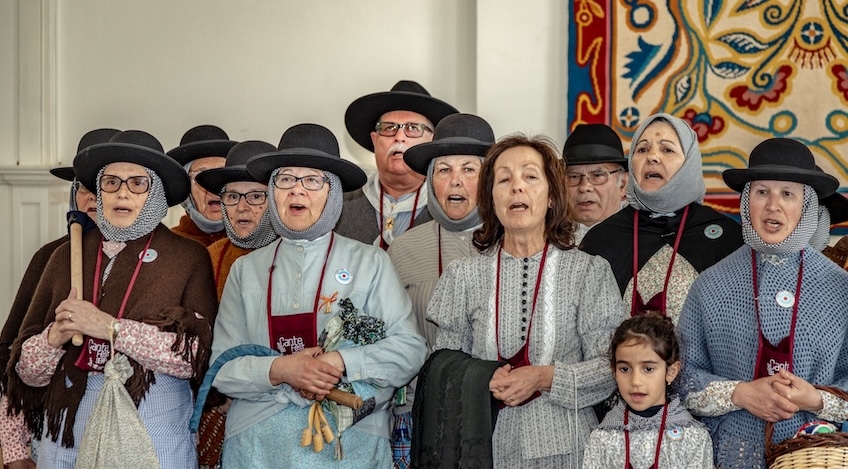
{"left": 99, "top": 175, "right": 151, "bottom": 194}
{"left": 565, "top": 168, "right": 623, "bottom": 187}
{"left": 220, "top": 191, "right": 267, "bottom": 206}
{"left": 374, "top": 122, "right": 434, "bottom": 138}
{"left": 273, "top": 174, "right": 330, "bottom": 191}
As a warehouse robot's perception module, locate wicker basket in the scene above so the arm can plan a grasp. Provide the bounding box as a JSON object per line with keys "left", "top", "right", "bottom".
{"left": 765, "top": 386, "right": 848, "bottom": 469}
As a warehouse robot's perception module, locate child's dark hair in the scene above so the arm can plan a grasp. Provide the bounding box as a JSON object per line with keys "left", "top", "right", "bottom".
{"left": 608, "top": 313, "right": 680, "bottom": 369}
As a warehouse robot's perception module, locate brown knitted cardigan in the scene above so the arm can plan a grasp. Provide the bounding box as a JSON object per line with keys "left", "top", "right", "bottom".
{"left": 171, "top": 214, "right": 227, "bottom": 247}
{"left": 0, "top": 235, "right": 69, "bottom": 394}
{"left": 6, "top": 224, "right": 217, "bottom": 448}
{"left": 207, "top": 238, "right": 251, "bottom": 301}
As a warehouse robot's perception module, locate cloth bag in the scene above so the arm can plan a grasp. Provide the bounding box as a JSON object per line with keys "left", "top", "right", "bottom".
{"left": 74, "top": 351, "right": 160, "bottom": 469}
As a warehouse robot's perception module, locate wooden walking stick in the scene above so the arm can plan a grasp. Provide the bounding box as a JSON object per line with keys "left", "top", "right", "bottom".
{"left": 67, "top": 211, "right": 85, "bottom": 346}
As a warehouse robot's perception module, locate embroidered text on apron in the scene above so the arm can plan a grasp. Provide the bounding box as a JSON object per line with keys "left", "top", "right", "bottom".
{"left": 494, "top": 242, "right": 550, "bottom": 408}
{"left": 631, "top": 206, "right": 690, "bottom": 316}
{"left": 624, "top": 403, "right": 668, "bottom": 469}
{"left": 752, "top": 249, "right": 803, "bottom": 379}
{"left": 75, "top": 232, "right": 155, "bottom": 372}
{"left": 266, "top": 233, "right": 335, "bottom": 354}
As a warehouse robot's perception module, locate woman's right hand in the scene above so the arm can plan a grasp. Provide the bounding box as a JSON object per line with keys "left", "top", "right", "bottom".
{"left": 732, "top": 376, "right": 798, "bottom": 422}
{"left": 269, "top": 347, "right": 343, "bottom": 397}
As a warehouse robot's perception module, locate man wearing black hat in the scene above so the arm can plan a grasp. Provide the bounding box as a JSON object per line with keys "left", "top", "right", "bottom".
{"left": 0, "top": 128, "right": 118, "bottom": 469}
{"left": 336, "top": 80, "right": 458, "bottom": 248}
{"left": 563, "top": 123, "right": 628, "bottom": 244}
{"left": 168, "top": 125, "right": 238, "bottom": 246}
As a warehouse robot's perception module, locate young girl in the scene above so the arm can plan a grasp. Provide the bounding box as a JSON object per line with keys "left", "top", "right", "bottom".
{"left": 584, "top": 314, "right": 712, "bottom": 468}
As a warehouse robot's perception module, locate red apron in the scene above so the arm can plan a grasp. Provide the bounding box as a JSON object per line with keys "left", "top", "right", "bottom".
{"left": 630, "top": 206, "right": 690, "bottom": 316}
{"left": 752, "top": 249, "right": 803, "bottom": 379}
{"left": 266, "top": 234, "right": 334, "bottom": 354}
{"left": 495, "top": 242, "right": 549, "bottom": 408}
{"left": 624, "top": 403, "right": 668, "bottom": 469}
{"left": 74, "top": 232, "right": 155, "bottom": 372}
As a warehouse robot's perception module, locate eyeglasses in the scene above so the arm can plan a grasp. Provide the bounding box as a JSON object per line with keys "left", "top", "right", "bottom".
{"left": 374, "top": 122, "right": 434, "bottom": 138}
{"left": 565, "top": 168, "right": 623, "bottom": 187}
{"left": 220, "top": 191, "right": 267, "bottom": 206}
{"left": 99, "top": 175, "right": 151, "bottom": 194}
{"left": 273, "top": 174, "right": 330, "bottom": 191}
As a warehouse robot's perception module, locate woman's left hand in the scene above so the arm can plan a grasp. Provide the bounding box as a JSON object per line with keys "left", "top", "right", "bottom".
{"left": 489, "top": 364, "right": 554, "bottom": 406}
{"left": 772, "top": 369, "right": 823, "bottom": 412}
{"left": 54, "top": 290, "right": 114, "bottom": 341}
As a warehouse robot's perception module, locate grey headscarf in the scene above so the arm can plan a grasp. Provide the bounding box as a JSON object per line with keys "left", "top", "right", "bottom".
{"left": 426, "top": 157, "right": 482, "bottom": 232}
{"left": 267, "top": 168, "right": 343, "bottom": 241}
{"left": 740, "top": 182, "right": 818, "bottom": 255}
{"left": 626, "top": 113, "right": 706, "bottom": 215}
{"left": 95, "top": 167, "right": 168, "bottom": 242}
{"left": 181, "top": 161, "right": 224, "bottom": 234}
{"left": 220, "top": 186, "right": 278, "bottom": 249}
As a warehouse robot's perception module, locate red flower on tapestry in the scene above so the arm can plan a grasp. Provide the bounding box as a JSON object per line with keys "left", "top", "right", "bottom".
{"left": 728, "top": 65, "right": 792, "bottom": 111}
{"left": 682, "top": 109, "right": 725, "bottom": 143}
{"left": 831, "top": 64, "right": 848, "bottom": 102}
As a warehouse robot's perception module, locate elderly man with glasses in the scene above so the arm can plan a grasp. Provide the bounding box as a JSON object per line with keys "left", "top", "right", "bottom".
{"left": 563, "top": 124, "right": 628, "bottom": 244}
{"left": 335, "top": 80, "right": 458, "bottom": 249}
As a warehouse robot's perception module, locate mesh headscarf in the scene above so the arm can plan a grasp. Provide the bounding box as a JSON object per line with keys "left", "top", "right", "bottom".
{"left": 626, "top": 113, "right": 706, "bottom": 215}
{"left": 181, "top": 161, "right": 225, "bottom": 234}
{"left": 95, "top": 167, "right": 168, "bottom": 242}
{"left": 425, "top": 158, "right": 482, "bottom": 232}
{"left": 809, "top": 204, "right": 831, "bottom": 252}
{"left": 220, "top": 186, "right": 278, "bottom": 249}
{"left": 740, "top": 182, "right": 818, "bottom": 255}
{"left": 267, "top": 168, "right": 343, "bottom": 241}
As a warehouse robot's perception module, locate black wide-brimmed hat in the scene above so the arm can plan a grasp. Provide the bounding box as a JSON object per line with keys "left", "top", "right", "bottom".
{"left": 403, "top": 113, "right": 495, "bottom": 175}
{"left": 723, "top": 138, "right": 838, "bottom": 197}
{"left": 822, "top": 191, "right": 848, "bottom": 224}
{"left": 167, "top": 125, "right": 238, "bottom": 166}
{"left": 814, "top": 166, "right": 848, "bottom": 224}
{"left": 195, "top": 140, "right": 276, "bottom": 194}
{"left": 344, "top": 80, "right": 459, "bottom": 151}
{"left": 51, "top": 128, "right": 121, "bottom": 182}
{"left": 563, "top": 123, "right": 626, "bottom": 166}
{"left": 247, "top": 124, "right": 367, "bottom": 192}
{"left": 74, "top": 130, "right": 190, "bottom": 206}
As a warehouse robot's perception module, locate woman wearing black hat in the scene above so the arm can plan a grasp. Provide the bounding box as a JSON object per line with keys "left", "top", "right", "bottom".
{"left": 196, "top": 141, "right": 279, "bottom": 301}
{"left": 581, "top": 113, "right": 743, "bottom": 324}
{"left": 386, "top": 113, "right": 494, "bottom": 466}
{"left": 208, "top": 124, "right": 425, "bottom": 467}
{"left": 7, "top": 130, "right": 217, "bottom": 467}
{"left": 678, "top": 138, "right": 848, "bottom": 468}
{"left": 0, "top": 128, "right": 117, "bottom": 469}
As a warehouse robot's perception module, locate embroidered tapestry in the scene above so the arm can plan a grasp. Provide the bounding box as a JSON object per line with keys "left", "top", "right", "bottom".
{"left": 567, "top": 0, "right": 848, "bottom": 231}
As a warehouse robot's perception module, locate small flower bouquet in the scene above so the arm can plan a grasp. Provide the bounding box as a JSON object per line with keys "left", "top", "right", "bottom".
{"left": 319, "top": 298, "right": 386, "bottom": 351}
{"left": 316, "top": 298, "right": 386, "bottom": 459}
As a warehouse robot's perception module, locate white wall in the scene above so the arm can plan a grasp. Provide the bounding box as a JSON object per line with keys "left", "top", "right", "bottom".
{"left": 0, "top": 0, "right": 568, "bottom": 317}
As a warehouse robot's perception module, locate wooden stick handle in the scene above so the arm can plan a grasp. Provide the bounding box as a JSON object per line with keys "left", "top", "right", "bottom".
{"left": 326, "top": 388, "right": 363, "bottom": 410}
{"left": 69, "top": 222, "right": 84, "bottom": 347}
